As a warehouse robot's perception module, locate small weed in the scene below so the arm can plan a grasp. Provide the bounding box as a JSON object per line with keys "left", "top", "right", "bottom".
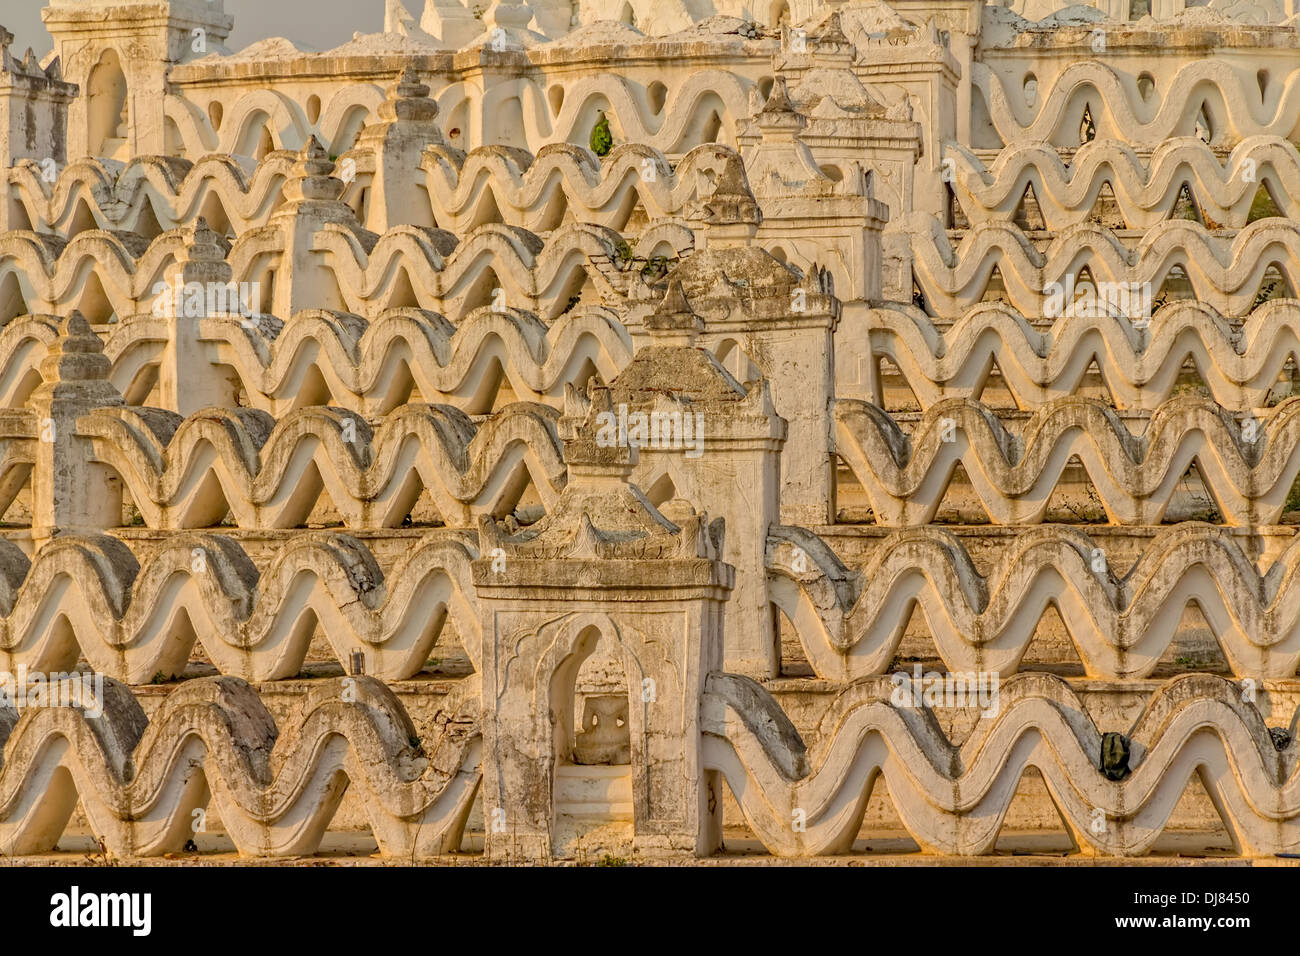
{"left": 83, "top": 836, "right": 116, "bottom": 867}
{"left": 1285, "top": 475, "right": 1300, "bottom": 515}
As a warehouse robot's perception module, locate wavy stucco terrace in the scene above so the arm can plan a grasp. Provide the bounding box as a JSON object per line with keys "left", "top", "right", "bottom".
{"left": 0, "top": 0, "right": 1296, "bottom": 863}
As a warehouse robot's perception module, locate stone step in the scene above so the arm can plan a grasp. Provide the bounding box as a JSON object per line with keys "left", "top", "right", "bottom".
{"left": 554, "top": 764, "right": 634, "bottom": 820}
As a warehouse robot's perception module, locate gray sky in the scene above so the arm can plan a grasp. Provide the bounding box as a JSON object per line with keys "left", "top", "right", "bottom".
{"left": 4, "top": 0, "right": 384, "bottom": 57}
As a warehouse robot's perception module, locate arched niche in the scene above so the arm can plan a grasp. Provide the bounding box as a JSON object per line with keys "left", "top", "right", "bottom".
{"left": 87, "top": 49, "right": 129, "bottom": 159}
